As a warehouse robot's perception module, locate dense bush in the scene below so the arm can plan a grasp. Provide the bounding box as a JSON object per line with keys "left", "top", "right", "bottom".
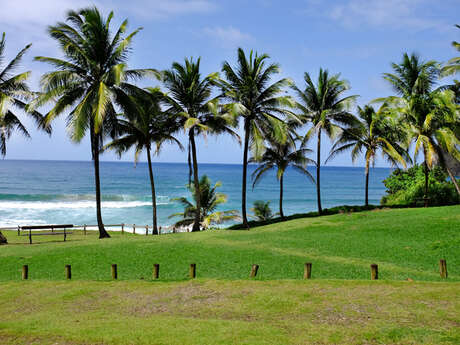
{"left": 381, "top": 164, "right": 459, "bottom": 206}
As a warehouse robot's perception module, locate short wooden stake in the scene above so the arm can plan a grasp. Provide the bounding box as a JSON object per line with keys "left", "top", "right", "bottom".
{"left": 145, "top": 225, "right": 149, "bottom": 236}
{"left": 111, "top": 264, "right": 118, "bottom": 280}
{"left": 189, "top": 263, "right": 196, "bottom": 279}
{"left": 133, "top": 224, "right": 136, "bottom": 234}
{"left": 173, "top": 227, "right": 176, "bottom": 234}
{"left": 121, "top": 223, "right": 124, "bottom": 234}
{"left": 22, "top": 265, "right": 28, "bottom": 280}
{"left": 159, "top": 226, "right": 162, "bottom": 235}
{"left": 370, "top": 264, "right": 378, "bottom": 280}
{"left": 153, "top": 264, "right": 160, "bottom": 279}
{"left": 250, "top": 264, "right": 259, "bottom": 278}
{"left": 83, "top": 224, "right": 87, "bottom": 235}
{"left": 65, "top": 264, "right": 71, "bottom": 279}
{"left": 304, "top": 262, "right": 312, "bottom": 279}
{"left": 439, "top": 259, "right": 448, "bottom": 279}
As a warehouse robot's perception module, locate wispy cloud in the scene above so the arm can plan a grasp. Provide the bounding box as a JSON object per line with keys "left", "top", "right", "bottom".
{"left": 202, "top": 26, "right": 253, "bottom": 48}
{"left": 124, "top": 0, "right": 217, "bottom": 19}
{"left": 305, "top": 0, "right": 447, "bottom": 32}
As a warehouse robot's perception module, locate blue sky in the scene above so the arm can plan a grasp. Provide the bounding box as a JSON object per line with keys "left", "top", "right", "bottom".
{"left": 1, "top": 0, "right": 458, "bottom": 166}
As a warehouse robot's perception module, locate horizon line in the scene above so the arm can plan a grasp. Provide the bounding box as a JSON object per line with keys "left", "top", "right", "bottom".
{"left": 1, "top": 158, "right": 394, "bottom": 169}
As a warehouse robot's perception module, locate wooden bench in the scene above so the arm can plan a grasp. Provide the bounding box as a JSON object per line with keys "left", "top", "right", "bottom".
{"left": 20, "top": 224, "right": 73, "bottom": 244}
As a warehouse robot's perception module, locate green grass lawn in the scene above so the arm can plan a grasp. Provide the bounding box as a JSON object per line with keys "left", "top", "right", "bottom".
{"left": 1, "top": 206, "right": 459, "bottom": 344}
{"left": 1, "top": 205, "right": 459, "bottom": 281}
{"left": 0, "top": 280, "right": 459, "bottom": 345}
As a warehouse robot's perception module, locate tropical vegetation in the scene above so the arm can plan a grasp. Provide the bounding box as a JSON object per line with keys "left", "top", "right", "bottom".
{"left": 0, "top": 6, "right": 458, "bottom": 235}
{"left": 381, "top": 164, "right": 459, "bottom": 206}
{"left": 250, "top": 200, "right": 275, "bottom": 221}
{"left": 104, "top": 87, "right": 183, "bottom": 234}
{"left": 28, "top": 7, "right": 157, "bottom": 238}
{"left": 163, "top": 58, "right": 239, "bottom": 231}
{"left": 169, "top": 175, "right": 239, "bottom": 229}
{"left": 292, "top": 69, "right": 358, "bottom": 214}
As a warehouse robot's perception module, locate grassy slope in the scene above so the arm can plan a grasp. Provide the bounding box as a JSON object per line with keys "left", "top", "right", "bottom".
{"left": 1, "top": 205, "right": 459, "bottom": 281}
{"left": 1, "top": 206, "right": 460, "bottom": 344}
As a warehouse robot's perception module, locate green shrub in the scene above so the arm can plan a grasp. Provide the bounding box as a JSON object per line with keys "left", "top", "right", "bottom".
{"left": 381, "top": 165, "right": 459, "bottom": 206}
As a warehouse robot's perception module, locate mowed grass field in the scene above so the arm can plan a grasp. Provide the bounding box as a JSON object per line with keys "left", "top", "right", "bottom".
{"left": 1, "top": 205, "right": 459, "bottom": 281}
{"left": 0, "top": 206, "right": 459, "bottom": 344}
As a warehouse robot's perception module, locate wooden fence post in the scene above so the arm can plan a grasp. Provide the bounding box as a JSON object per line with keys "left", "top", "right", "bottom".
{"left": 121, "top": 223, "right": 124, "bottom": 235}
{"left": 83, "top": 224, "right": 87, "bottom": 235}
{"left": 133, "top": 224, "right": 136, "bottom": 234}
{"left": 17, "top": 225, "right": 20, "bottom": 236}
{"left": 370, "top": 264, "right": 378, "bottom": 280}
{"left": 111, "top": 264, "right": 118, "bottom": 280}
{"left": 22, "top": 265, "right": 29, "bottom": 280}
{"left": 159, "top": 226, "right": 162, "bottom": 235}
{"left": 29, "top": 229, "right": 32, "bottom": 244}
{"left": 250, "top": 264, "right": 259, "bottom": 278}
{"left": 145, "top": 225, "right": 149, "bottom": 236}
{"left": 189, "top": 263, "right": 196, "bottom": 279}
{"left": 439, "top": 259, "right": 448, "bottom": 279}
{"left": 65, "top": 265, "right": 71, "bottom": 280}
{"left": 153, "top": 264, "right": 160, "bottom": 279}
{"left": 304, "top": 262, "right": 312, "bottom": 279}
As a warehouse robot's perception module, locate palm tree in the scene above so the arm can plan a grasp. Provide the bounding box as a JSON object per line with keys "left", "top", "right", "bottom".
{"left": 250, "top": 200, "right": 274, "bottom": 221}
{"left": 441, "top": 24, "right": 460, "bottom": 76}
{"left": 292, "top": 68, "right": 358, "bottom": 214}
{"left": 328, "top": 105, "right": 408, "bottom": 206}
{"left": 163, "top": 57, "right": 239, "bottom": 232}
{"left": 169, "top": 175, "right": 239, "bottom": 229}
{"left": 104, "top": 87, "right": 183, "bottom": 234}
{"left": 30, "top": 7, "right": 157, "bottom": 238}
{"left": 382, "top": 53, "right": 460, "bottom": 203}
{"left": 250, "top": 137, "right": 314, "bottom": 218}
{"left": 0, "top": 33, "right": 49, "bottom": 245}
{"left": 220, "top": 48, "right": 295, "bottom": 228}
{"left": 0, "top": 33, "right": 49, "bottom": 157}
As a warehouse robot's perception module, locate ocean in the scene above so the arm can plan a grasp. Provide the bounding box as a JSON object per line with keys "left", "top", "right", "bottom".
{"left": 0, "top": 160, "right": 391, "bottom": 228}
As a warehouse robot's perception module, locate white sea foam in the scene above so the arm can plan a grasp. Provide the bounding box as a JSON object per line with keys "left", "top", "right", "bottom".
{"left": 0, "top": 200, "right": 162, "bottom": 210}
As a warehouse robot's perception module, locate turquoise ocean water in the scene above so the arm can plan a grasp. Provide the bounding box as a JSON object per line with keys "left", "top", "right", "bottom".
{"left": 0, "top": 160, "right": 391, "bottom": 228}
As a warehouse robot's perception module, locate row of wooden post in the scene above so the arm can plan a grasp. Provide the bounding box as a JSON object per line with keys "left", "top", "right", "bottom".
{"left": 20, "top": 260, "right": 449, "bottom": 280}
{"left": 82, "top": 224, "right": 176, "bottom": 236}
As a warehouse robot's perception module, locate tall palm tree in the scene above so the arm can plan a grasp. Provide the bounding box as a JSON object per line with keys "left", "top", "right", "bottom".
{"left": 292, "top": 68, "right": 358, "bottom": 214}
{"left": 169, "top": 175, "right": 239, "bottom": 229}
{"left": 220, "top": 48, "right": 295, "bottom": 228}
{"left": 104, "top": 87, "right": 183, "bottom": 234}
{"left": 328, "top": 105, "right": 408, "bottom": 206}
{"left": 29, "top": 7, "right": 157, "bottom": 238}
{"left": 0, "top": 33, "right": 49, "bottom": 157}
{"left": 441, "top": 24, "right": 460, "bottom": 76}
{"left": 382, "top": 53, "right": 460, "bottom": 202}
{"left": 163, "top": 57, "right": 239, "bottom": 232}
{"left": 250, "top": 137, "right": 314, "bottom": 218}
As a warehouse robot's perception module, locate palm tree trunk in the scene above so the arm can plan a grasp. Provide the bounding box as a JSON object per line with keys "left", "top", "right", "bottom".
{"left": 446, "top": 166, "right": 460, "bottom": 196}
{"left": 146, "top": 146, "right": 158, "bottom": 235}
{"left": 241, "top": 118, "right": 250, "bottom": 229}
{"left": 365, "top": 158, "right": 370, "bottom": 207}
{"left": 279, "top": 174, "right": 284, "bottom": 219}
{"left": 316, "top": 128, "right": 322, "bottom": 215}
{"left": 189, "top": 130, "right": 201, "bottom": 232}
{"left": 90, "top": 123, "right": 110, "bottom": 239}
{"left": 424, "top": 160, "right": 429, "bottom": 208}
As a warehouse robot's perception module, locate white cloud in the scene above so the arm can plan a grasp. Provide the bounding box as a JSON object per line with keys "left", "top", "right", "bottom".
{"left": 122, "top": 0, "right": 217, "bottom": 19}
{"left": 202, "top": 26, "right": 253, "bottom": 48}
{"left": 305, "top": 0, "right": 447, "bottom": 32}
